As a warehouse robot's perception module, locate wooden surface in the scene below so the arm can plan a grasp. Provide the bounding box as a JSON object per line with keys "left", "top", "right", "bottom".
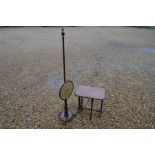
{"left": 75, "top": 85, "right": 105, "bottom": 100}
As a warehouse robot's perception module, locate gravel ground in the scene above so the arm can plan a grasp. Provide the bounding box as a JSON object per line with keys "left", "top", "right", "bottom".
{"left": 0, "top": 26, "right": 155, "bottom": 128}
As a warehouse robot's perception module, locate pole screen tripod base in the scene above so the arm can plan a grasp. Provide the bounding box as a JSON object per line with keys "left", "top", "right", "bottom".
{"left": 59, "top": 111, "right": 73, "bottom": 122}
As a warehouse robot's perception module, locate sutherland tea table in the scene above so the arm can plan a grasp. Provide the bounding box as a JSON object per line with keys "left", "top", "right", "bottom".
{"left": 75, "top": 85, "right": 105, "bottom": 120}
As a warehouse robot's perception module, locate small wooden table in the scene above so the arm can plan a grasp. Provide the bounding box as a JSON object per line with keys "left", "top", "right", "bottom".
{"left": 75, "top": 85, "right": 105, "bottom": 120}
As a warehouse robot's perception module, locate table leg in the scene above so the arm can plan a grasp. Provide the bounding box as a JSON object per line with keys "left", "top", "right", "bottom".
{"left": 78, "top": 96, "right": 83, "bottom": 110}
{"left": 100, "top": 100, "right": 103, "bottom": 115}
{"left": 90, "top": 99, "right": 94, "bottom": 120}
{"left": 81, "top": 97, "right": 83, "bottom": 109}
{"left": 78, "top": 96, "right": 81, "bottom": 110}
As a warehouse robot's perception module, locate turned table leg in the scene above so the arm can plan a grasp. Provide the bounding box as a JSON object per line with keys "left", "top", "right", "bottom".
{"left": 78, "top": 96, "right": 83, "bottom": 110}
{"left": 90, "top": 98, "right": 94, "bottom": 120}
{"left": 100, "top": 100, "right": 103, "bottom": 115}
{"left": 78, "top": 96, "right": 81, "bottom": 110}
